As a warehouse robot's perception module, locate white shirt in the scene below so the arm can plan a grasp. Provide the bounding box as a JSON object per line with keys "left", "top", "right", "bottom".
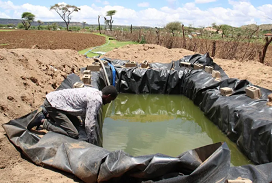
{"left": 46, "top": 87, "right": 102, "bottom": 143}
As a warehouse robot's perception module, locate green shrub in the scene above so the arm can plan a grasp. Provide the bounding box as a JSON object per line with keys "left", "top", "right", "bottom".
{"left": 17, "top": 23, "right": 24, "bottom": 29}
{"left": 7, "top": 24, "right": 16, "bottom": 28}
{"left": 69, "top": 26, "right": 81, "bottom": 31}
{"left": 139, "top": 35, "right": 146, "bottom": 44}
{"left": 51, "top": 23, "right": 58, "bottom": 31}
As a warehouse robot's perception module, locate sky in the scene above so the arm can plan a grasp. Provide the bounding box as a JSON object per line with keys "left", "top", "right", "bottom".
{"left": 0, "top": 0, "right": 272, "bottom": 28}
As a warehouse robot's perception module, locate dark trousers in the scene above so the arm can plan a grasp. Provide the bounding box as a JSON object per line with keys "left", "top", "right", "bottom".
{"left": 43, "top": 99, "right": 80, "bottom": 139}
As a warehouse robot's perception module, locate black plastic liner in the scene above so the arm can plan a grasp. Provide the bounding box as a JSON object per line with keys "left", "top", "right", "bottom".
{"left": 3, "top": 53, "right": 272, "bottom": 182}
{"left": 102, "top": 54, "right": 272, "bottom": 165}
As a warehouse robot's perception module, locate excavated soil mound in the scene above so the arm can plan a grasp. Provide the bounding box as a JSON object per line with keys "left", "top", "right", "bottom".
{"left": 103, "top": 44, "right": 195, "bottom": 63}
{"left": 104, "top": 44, "right": 272, "bottom": 90}
{"left": 0, "top": 49, "right": 91, "bottom": 182}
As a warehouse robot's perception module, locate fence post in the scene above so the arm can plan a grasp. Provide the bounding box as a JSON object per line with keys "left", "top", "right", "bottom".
{"left": 155, "top": 27, "right": 160, "bottom": 45}
{"left": 138, "top": 29, "right": 141, "bottom": 42}
{"left": 211, "top": 41, "right": 216, "bottom": 57}
{"left": 259, "top": 36, "right": 272, "bottom": 64}
{"left": 182, "top": 24, "right": 186, "bottom": 48}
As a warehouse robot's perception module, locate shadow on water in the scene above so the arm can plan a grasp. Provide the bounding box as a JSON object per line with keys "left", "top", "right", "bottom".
{"left": 102, "top": 93, "right": 251, "bottom": 166}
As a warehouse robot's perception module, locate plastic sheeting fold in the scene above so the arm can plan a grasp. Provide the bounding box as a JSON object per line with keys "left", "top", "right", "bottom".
{"left": 3, "top": 53, "right": 272, "bottom": 182}
{"left": 102, "top": 54, "right": 272, "bottom": 165}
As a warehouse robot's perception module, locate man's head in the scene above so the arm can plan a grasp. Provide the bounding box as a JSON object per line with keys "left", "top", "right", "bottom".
{"left": 101, "top": 85, "right": 118, "bottom": 105}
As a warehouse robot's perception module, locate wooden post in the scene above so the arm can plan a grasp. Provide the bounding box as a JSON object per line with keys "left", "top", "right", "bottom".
{"left": 155, "top": 27, "right": 160, "bottom": 45}
{"left": 259, "top": 36, "right": 272, "bottom": 64}
{"left": 138, "top": 29, "right": 141, "bottom": 42}
{"left": 98, "top": 15, "right": 101, "bottom": 34}
{"left": 182, "top": 24, "right": 186, "bottom": 48}
{"left": 211, "top": 41, "right": 216, "bottom": 57}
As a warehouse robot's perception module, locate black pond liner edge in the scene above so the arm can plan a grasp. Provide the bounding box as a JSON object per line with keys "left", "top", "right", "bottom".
{"left": 2, "top": 53, "right": 272, "bottom": 183}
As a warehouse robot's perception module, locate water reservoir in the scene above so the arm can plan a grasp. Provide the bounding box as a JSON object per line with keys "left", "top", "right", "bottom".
{"left": 102, "top": 93, "right": 251, "bottom": 166}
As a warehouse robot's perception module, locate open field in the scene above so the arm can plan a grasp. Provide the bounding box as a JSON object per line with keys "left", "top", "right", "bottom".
{"left": 0, "top": 30, "right": 272, "bottom": 182}
{"left": 0, "top": 30, "right": 105, "bottom": 50}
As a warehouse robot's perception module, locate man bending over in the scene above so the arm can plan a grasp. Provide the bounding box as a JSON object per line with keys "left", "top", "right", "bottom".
{"left": 27, "top": 85, "right": 118, "bottom": 144}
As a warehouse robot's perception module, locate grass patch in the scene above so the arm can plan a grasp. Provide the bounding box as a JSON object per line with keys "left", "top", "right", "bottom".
{"left": 0, "top": 43, "right": 8, "bottom": 46}
{"left": 78, "top": 33, "right": 138, "bottom": 58}
{"left": 0, "top": 29, "right": 14, "bottom": 32}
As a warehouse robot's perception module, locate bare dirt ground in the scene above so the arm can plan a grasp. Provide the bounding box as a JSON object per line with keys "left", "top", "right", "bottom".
{"left": 0, "top": 30, "right": 105, "bottom": 50}
{"left": 0, "top": 31, "right": 271, "bottom": 183}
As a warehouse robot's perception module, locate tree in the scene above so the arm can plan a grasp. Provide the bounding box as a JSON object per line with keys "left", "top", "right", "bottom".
{"left": 98, "top": 15, "right": 101, "bottom": 34}
{"left": 259, "top": 36, "right": 272, "bottom": 64}
{"left": 21, "top": 12, "right": 35, "bottom": 30}
{"left": 17, "top": 23, "right": 25, "bottom": 29}
{"left": 82, "top": 21, "right": 86, "bottom": 29}
{"left": 51, "top": 23, "right": 58, "bottom": 31}
{"left": 165, "top": 21, "right": 182, "bottom": 36}
{"left": 106, "top": 10, "right": 116, "bottom": 31}
{"left": 104, "top": 17, "right": 110, "bottom": 30}
{"left": 220, "top": 24, "right": 232, "bottom": 38}
{"left": 50, "top": 3, "right": 80, "bottom": 31}
{"left": 211, "top": 23, "right": 222, "bottom": 34}
{"left": 37, "top": 20, "right": 43, "bottom": 30}
{"left": 187, "top": 24, "right": 193, "bottom": 35}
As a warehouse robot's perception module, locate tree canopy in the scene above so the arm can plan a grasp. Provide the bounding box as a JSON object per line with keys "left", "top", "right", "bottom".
{"left": 105, "top": 10, "right": 116, "bottom": 31}
{"left": 106, "top": 10, "right": 116, "bottom": 17}
{"left": 37, "top": 20, "right": 43, "bottom": 30}
{"left": 165, "top": 21, "right": 182, "bottom": 36}
{"left": 21, "top": 12, "right": 35, "bottom": 30}
{"left": 50, "top": 3, "right": 80, "bottom": 31}
{"left": 220, "top": 24, "right": 233, "bottom": 37}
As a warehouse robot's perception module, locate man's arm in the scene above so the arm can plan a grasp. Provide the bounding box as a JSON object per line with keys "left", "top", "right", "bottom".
{"left": 84, "top": 99, "right": 102, "bottom": 144}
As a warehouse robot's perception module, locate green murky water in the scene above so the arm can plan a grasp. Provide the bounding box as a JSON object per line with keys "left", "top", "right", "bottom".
{"left": 102, "top": 93, "right": 251, "bottom": 166}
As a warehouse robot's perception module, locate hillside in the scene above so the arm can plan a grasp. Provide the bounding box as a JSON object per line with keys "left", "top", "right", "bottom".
{"left": 1, "top": 18, "right": 271, "bottom": 30}
{"left": 241, "top": 23, "right": 272, "bottom": 30}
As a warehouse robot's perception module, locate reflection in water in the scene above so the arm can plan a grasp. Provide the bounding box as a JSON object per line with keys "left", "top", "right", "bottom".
{"left": 102, "top": 94, "right": 251, "bottom": 166}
